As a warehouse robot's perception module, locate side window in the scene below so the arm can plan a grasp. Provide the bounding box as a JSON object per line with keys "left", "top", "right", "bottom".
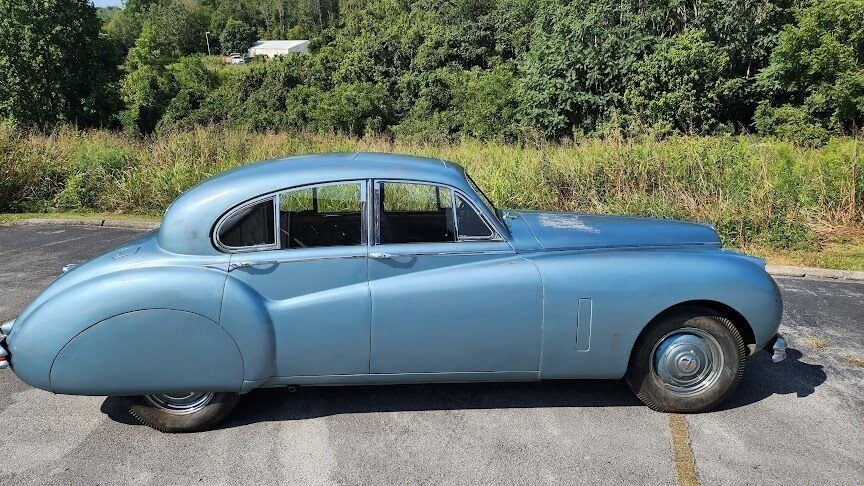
{"left": 378, "top": 182, "right": 455, "bottom": 244}
{"left": 217, "top": 198, "right": 276, "bottom": 249}
{"left": 455, "top": 194, "right": 494, "bottom": 239}
{"left": 279, "top": 183, "right": 363, "bottom": 248}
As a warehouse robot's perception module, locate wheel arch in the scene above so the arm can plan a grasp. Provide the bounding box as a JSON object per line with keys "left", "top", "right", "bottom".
{"left": 631, "top": 299, "right": 757, "bottom": 366}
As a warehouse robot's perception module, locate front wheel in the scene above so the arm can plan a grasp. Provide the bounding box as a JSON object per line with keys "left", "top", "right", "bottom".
{"left": 121, "top": 392, "right": 239, "bottom": 432}
{"left": 626, "top": 308, "right": 746, "bottom": 413}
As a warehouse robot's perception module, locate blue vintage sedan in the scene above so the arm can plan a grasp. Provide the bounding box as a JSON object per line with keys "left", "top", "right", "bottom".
{"left": 0, "top": 153, "right": 785, "bottom": 432}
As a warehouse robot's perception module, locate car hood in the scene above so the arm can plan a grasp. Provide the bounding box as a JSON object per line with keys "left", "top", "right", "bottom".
{"left": 503, "top": 210, "right": 721, "bottom": 251}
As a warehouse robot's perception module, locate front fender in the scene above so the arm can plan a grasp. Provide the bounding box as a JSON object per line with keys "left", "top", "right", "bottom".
{"left": 8, "top": 266, "right": 228, "bottom": 392}
{"left": 530, "top": 248, "right": 783, "bottom": 379}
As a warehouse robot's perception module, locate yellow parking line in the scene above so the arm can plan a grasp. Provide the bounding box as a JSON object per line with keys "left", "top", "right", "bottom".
{"left": 668, "top": 413, "right": 700, "bottom": 486}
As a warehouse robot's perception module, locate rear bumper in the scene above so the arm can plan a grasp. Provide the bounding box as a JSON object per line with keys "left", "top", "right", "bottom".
{"left": 0, "top": 336, "right": 9, "bottom": 370}
{"left": 764, "top": 334, "right": 787, "bottom": 363}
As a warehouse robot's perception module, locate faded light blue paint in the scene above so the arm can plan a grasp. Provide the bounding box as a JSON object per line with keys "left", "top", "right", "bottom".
{"left": 3, "top": 152, "right": 782, "bottom": 396}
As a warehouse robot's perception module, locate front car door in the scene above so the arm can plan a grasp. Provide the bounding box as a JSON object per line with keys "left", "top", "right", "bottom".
{"left": 218, "top": 181, "right": 371, "bottom": 378}
{"left": 368, "top": 180, "right": 543, "bottom": 376}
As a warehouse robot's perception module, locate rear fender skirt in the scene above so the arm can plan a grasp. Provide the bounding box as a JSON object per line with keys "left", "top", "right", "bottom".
{"left": 50, "top": 309, "right": 243, "bottom": 395}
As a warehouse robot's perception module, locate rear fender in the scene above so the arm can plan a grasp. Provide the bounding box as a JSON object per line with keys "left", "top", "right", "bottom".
{"left": 50, "top": 309, "right": 243, "bottom": 395}
{"left": 8, "top": 266, "right": 229, "bottom": 391}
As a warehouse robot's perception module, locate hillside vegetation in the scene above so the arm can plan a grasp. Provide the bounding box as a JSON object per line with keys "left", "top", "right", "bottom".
{"left": 2, "top": 125, "right": 861, "bottom": 252}
{"left": 2, "top": 1, "right": 863, "bottom": 142}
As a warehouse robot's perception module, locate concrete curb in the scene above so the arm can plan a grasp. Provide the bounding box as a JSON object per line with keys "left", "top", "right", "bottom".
{"left": 767, "top": 265, "right": 864, "bottom": 282}
{"left": 16, "top": 218, "right": 160, "bottom": 230}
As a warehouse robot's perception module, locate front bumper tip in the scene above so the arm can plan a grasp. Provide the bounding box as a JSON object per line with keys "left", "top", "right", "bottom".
{"left": 765, "top": 334, "right": 787, "bottom": 363}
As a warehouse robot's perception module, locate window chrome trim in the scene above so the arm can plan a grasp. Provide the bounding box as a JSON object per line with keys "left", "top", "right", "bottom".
{"left": 212, "top": 179, "right": 368, "bottom": 254}
{"left": 372, "top": 179, "right": 503, "bottom": 246}
{"left": 212, "top": 194, "right": 279, "bottom": 253}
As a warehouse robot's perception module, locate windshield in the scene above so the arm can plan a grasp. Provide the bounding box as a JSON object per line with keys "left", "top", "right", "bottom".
{"left": 466, "top": 174, "right": 500, "bottom": 219}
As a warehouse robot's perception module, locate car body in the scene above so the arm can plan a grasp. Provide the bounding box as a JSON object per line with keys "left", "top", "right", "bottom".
{"left": 229, "top": 54, "right": 245, "bottom": 64}
{"left": 0, "top": 152, "right": 785, "bottom": 431}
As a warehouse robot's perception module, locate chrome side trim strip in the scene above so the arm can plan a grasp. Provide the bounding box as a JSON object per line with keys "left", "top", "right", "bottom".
{"left": 228, "top": 253, "right": 367, "bottom": 270}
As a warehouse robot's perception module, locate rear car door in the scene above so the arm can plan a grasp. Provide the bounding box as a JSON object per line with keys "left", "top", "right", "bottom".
{"left": 218, "top": 181, "right": 371, "bottom": 378}
{"left": 368, "top": 180, "right": 543, "bottom": 375}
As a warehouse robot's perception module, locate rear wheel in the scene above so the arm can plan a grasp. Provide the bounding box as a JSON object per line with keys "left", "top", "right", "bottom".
{"left": 625, "top": 308, "right": 746, "bottom": 413}
{"left": 121, "top": 392, "right": 239, "bottom": 432}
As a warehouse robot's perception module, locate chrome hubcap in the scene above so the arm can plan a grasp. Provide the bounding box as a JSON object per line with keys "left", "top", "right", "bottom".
{"left": 652, "top": 328, "right": 723, "bottom": 397}
{"left": 144, "top": 392, "right": 214, "bottom": 415}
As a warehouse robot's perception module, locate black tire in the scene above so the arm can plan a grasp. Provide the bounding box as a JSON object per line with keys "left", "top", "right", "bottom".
{"left": 121, "top": 392, "right": 240, "bottom": 433}
{"left": 625, "top": 307, "right": 746, "bottom": 413}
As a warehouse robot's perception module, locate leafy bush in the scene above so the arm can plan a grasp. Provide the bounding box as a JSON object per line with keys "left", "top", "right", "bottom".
{"left": 754, "top": 102, "right": 830, "bottom": 146}
{"left": 626, "top": 30, "right": 729, "bottom": 135}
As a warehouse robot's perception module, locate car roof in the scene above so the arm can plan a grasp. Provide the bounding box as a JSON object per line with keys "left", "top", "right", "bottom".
{"left": 158, "top": 152, "right": 470, "bottom": 254}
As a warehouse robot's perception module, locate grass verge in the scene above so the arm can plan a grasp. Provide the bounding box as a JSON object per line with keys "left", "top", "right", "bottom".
{"left": 743, "top": 234, "right": 864, "bottom": 271}
{"left": 0, "top": 212, "right": 160, "bottom": 227}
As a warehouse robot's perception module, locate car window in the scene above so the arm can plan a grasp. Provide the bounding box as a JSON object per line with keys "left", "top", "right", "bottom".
{"left": 455, "top": 194, "right": 494, "bottom": 239}
{"left": 279, "top": 183, "right": 363, "bottom": 248}
{"left": 378, "top": 182, "right": 455, "bottom": 244}
{"left": 217, "top": 198, "right": 276, "bottom": 248}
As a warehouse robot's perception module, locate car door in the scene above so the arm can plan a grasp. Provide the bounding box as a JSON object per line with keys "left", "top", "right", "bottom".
{"left": 219, "top": 181, "right": 371, "bottom": 378}
{"left": 368, "top": 180, "right": 543, "bottom": 375}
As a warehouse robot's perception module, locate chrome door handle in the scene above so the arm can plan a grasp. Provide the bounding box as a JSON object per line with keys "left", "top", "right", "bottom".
{"left": 369, "top": 252, "right": 395, "bottom": 259}
{"left": 228, "top": 260, "right": 279, "bottom": 271}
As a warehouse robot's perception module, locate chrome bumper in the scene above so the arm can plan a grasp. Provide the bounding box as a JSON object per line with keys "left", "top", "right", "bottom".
{"left": 764, "top": 334, "right": 787, "bottom": 363}
{"left": 0, "top": 319, "right": 13, "bottom": 370}
{"left": 0, "top": 336, "right": 8, "bottom": 370}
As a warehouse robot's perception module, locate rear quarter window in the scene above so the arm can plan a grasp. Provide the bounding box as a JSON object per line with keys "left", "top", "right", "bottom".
{"left": 217, "top": 198, "right": 276, "bottom": 248}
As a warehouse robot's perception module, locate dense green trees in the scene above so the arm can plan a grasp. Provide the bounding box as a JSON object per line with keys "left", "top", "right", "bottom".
{"left": 756, "top": 0, "right": 864, "bottom": 141}
{"left": 2, "top": 0, "right": 863, "bottom": 142}
{"left": 0, "top": 0, "right": 121, "bottom": 128}
{"left": 219, "top": 19, "right": 257, "bottom": 54}
{"left": 626, "top": 29, "right": 729, "bottom": 134}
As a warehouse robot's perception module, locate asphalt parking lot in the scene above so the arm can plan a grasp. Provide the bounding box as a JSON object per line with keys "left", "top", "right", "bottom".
{"left": 0, "top": 224, "right": 862, "bottom": 485}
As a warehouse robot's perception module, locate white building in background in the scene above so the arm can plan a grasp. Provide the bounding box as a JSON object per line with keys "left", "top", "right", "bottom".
{"left": 248, "top": 40, "right": 310, "bottom": 59}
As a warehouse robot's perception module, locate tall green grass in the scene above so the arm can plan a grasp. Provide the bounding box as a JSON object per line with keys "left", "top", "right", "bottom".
{"left": 1, "top": 124, "right": 862, "bottom": 249}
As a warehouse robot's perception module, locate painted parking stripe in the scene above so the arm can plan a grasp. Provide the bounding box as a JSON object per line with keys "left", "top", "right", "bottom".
{"left": 668, "top": 413, "right": 700, "bottom": 486}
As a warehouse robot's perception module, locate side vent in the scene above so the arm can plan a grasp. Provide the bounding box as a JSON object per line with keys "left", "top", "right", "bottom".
{"left": 576, "top": 298, "right": 592, "bottom": 351}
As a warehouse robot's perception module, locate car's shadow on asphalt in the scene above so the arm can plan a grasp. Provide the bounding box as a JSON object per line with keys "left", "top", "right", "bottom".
{"left": 100, "top": 348, "right": 826, "bottom": 430}
{"left": 715, "top": 347, "right": 826, "bottom": 411}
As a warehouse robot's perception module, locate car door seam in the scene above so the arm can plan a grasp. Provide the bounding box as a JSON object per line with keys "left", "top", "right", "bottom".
{"left": 520, "top": 255, "right": 546, "bottom": 376}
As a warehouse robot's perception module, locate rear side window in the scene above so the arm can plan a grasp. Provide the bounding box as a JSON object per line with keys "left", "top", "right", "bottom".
{"left": 279, "top": 183, "right": 363, "bottom": 248}
{"left": 217, "top": 198, "right": 276, "bottom": 249}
